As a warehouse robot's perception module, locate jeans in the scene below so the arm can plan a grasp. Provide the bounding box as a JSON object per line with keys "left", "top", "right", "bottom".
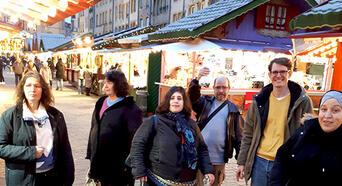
{"left": 15, "top": 74, "right": 22, "bottom": 86}
{"left": 251, "top": 156, "right": 274, "bottom": 186}
{"left": 56, "top": 78, "right": 63, "bottom": 90}
{"left": 78, "top": 79, "right": 84, "bottom": 94}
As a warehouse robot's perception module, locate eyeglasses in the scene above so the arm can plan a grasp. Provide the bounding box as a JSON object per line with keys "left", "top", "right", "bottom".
{"left": 270, "top": 70, "right": 290, "bottom": 76}
{"left": 214, "top": 86, "right": 228, "bottom": 90}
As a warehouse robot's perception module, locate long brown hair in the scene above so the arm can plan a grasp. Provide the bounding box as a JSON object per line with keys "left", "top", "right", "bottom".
{"left": 156, "top": 86, "right": 192, "bottom": 120}
{"left": 15, "top": 71, "right": 54, "bottom": 108}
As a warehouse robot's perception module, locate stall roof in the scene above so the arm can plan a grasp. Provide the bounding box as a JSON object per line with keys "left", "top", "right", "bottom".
{"left": 0, "top": 0, "right": 100, "bottom": 26}
{"left": 152, "top": 38, "right": 221, "bottom": 52}
{"left": 208, "top": 39, "right": 291, "bottom": 53}
{"left": 290, "top": 30, "right": 342, "bottom": 39}
{"left": 290, "top": 0, "right": 342, "bottom": 30}
{"left": 117, "top": 33, "right": 150, "bottom": 44}
{"left": 26, "top": 33, "right": 72, "bottom": 52}
{"left": 149, "top": 0, "right": 316, "bottom": 41}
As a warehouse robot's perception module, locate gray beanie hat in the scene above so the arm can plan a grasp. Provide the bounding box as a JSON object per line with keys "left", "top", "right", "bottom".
{"left": 320, "top": 90, "right": 342, "bottom": 108}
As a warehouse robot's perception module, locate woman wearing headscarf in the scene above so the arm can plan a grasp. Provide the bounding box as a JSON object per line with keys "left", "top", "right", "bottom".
{"left": 270, "top": 90, "right": 342, "bottom": 186}
{"left": 130, "top": 86, "right": 215, "bottom": 185}
{"left": 86, "top": 70, "right": 142, "bottom": 186}
{"left": 0, "top": 71, "right": 74, "bottom": 186}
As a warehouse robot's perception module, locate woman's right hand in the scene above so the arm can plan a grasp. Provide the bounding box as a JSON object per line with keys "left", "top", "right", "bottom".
{"left": 36, "top": 146, "right": 44, "bottom": 158}
{"left": 136, "top": 176, "right": 147, "bottom": 182}
{"left": 236, "top": 165, "right": 245, "bottom": 181}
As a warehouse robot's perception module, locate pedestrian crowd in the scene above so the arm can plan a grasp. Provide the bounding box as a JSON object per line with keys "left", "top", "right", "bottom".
{"left": 0, "top": 57, "right": 341, "bottom": 186}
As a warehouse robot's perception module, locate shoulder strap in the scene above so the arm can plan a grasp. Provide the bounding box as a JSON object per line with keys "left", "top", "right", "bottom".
{"left": 199, "top": 100, "right": 228, "bottom": 131}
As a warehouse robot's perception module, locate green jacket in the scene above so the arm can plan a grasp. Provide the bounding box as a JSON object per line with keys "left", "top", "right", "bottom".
{"left": 237, "top": 81, "right": 313, "bottom": 182}
{"left": 0, "top": 105, "right": 74, "bottom": 186}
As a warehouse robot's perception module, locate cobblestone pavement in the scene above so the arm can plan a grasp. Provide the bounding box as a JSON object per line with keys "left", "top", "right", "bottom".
{"left": 0, "top": 71, "right": 249, "bottom": 186}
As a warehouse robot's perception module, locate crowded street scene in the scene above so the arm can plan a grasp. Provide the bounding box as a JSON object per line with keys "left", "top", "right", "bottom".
{"left": 0, "top": 0, "right": 342, "bottom": 185}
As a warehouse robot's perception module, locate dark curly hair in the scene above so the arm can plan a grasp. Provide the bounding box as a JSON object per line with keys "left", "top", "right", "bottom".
{"left": 16, "top": 71, "right": 54, "bottom": 108}
{"left": 104, "top": 70, "right": 130, "bottom": 97}
{"left": 156, "top": 86, "right": 192, "bottom": 120}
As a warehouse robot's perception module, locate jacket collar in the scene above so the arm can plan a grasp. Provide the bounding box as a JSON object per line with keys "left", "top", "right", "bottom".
{"left": 255, "top": 80, "right": 304, "bottom": 107}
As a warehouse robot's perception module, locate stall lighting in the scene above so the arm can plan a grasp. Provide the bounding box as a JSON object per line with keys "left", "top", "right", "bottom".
{"left": 84, "top": 37, "right": 92, "bottom": 44}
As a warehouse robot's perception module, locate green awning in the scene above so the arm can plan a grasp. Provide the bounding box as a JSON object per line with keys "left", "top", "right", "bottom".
{"left": 290, "top": 0, "right": 342, "bottom": 30}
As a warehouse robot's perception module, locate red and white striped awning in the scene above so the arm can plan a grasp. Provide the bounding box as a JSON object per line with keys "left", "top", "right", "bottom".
{"left": 0, "top": 0, "right": 99, "bottom": 26}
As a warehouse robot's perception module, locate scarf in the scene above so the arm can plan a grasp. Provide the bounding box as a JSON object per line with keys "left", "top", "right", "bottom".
{"left": 166, "top": 111, "right": 197, "bottom": 170}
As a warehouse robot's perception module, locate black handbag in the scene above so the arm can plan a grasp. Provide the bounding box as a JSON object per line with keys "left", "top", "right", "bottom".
{"left": 125, "top": 115, "right": 158, "bottom": 167}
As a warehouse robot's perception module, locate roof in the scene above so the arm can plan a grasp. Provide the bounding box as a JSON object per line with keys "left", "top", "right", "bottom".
{"left": 149, "top": 0, "right": 317, "bottom": 41}
{"left": 26, "top": 33, "right": 71, "bottom": 52}
{"left": 290, "top": 0, "right": 342, "bottom": 30}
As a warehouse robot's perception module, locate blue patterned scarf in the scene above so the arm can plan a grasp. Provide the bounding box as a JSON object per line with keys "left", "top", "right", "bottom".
{"left": 166, "top": 111, "right": 197, "bottom": 170}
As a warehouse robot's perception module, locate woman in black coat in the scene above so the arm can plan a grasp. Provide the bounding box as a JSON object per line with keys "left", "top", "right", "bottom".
{"left": 86, "top": 70, "right": 142, "bottom": 186}
{"left": 130, "top": 86, "right": 215, "bottom": 185}
{"left": 270, "top": 90, "right": 342, "bottom": 186}
{"left": 0, "top": 71, "right": 74, "bottom": 186}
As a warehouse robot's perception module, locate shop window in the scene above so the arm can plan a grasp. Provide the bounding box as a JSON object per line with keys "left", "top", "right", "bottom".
{"left": 256, "top": 3, "right": 299, "bottom": 31}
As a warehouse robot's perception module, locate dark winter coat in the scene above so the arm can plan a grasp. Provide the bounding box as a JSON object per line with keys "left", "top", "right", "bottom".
{"left": 188, "top": 79, "right": 244, "bottom": 162}
{"left": 237, "top": 81, "right": 313, "bottom": 182}
{"left": 86, "top": 96, "right": 142, "bottom": 185}
{"left": 130, "top": 114, "right": 213, "bottom": 182}
{"left": 270, "top": 118, "right": 342, "bottom": 186}
{"left": 0, "top": 105, "right": 75, "bottom": 186}
{"left": 55, "top": 61, "right": 65, "bottom": 79}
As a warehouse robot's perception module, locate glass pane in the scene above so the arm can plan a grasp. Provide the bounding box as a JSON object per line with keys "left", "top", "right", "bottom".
{"left": 271, "top": 6, "right": 275, "bottom": 16}
{"left": 266, "top": 5, "right": 271, "bottom": 16}
{"left": 283, "top": 8, "right": 287, "bottom": 18}
{"left": 278, "top": 7, "right": 282, "bottom": 18}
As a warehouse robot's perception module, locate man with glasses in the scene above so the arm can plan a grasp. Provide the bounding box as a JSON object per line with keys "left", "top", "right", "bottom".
{"left": 236, "top": 57, "right": 313, "bottom": 186}
{"left": 188, "top": 68, "right": 244, "bottom": 186}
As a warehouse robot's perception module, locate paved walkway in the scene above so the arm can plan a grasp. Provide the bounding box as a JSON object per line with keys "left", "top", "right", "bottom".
{"left": 0, "top": 71, "right": 248, "bottom": 186}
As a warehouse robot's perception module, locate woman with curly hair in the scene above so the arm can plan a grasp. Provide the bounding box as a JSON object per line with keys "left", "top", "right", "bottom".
{"left": 130, "top": 86, "right": 215, "bottom": 185}
{"left": 86, "top": 70, "right": 143, "bottom": 185}
{"left": 0, "top": 71, "right": 74, "bottom": 186}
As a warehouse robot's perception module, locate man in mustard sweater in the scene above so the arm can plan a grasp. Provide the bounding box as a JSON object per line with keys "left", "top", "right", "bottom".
{"left": 236, "top": 57, "right": 313, "bottom": 186}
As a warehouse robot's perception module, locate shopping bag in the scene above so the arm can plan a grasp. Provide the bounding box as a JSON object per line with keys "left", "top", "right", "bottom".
{"left": 85, "top": 169, "right": 101, "bottom": 186}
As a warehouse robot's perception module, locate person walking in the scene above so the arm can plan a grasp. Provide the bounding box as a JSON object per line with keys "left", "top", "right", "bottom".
{"left": 270, "top": 90, "right": 342, "bottom": 186}
{"left": 24, "top": 60, "right": 38, "bottom": 74}
{"left": 47, "top": 58, "right": 55, "bottom": 87}
{"left": 84, "top": 65, "right": 92, "bottom": 96}
{"left": 86, "top": 70, "right": 143, "bottom": 186}
{"left": 40, "top": 62, "right": 52, "bottom": 87}
{"left": 187, "top": 69, "right": 244, "bottom": 186}
{"left": 0, "top": 58, "right": 5, "bottom": 84}
{"left": 13, "top": 57, "right": 25, "bottom": 86}
{"left": 131, "top": 86, "right": 215, "bottom": 185}
{"left": 75, "top": 65, "right": 84, "bottom": 94}
{"left": 55, "top": 58, "right": 65, "bottom": 91}
{"left": 0, "top": 71, "right": 74, "bottom": 186}
{"left": 236, "top": 57, "right": 313, "bottom": 186}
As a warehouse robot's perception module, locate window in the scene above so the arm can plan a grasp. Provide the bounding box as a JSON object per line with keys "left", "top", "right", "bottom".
{"left": 256, "top": 3, "right": 299, "bottom": 31}
{"left": 146, "top": 17, "right": 149, "bottom": 26}
{"left": 96, "top": 14, "right": 98, "bottom": 26}
{"left": 126, "top": 3, "right": 129, "bottom": 17}
{"left": 178, "top": 12, "right": 182, "bottom": 19}
{"left": 131, "top": 0, "right": 134, "bottom": 13}
{"left": 173, "top": 14, "right": 177, "bottom": 22}
{"left": 109, "top": 9, "right": 112, "bottom": 23}
{"left": 189, "top": 5, "right": 195, "bottom": 15}
{"left": 140, "top": 18, "right": 143, "bottom": 26}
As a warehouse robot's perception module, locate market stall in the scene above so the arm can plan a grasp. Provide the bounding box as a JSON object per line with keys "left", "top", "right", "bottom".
{"left": 154, "top": 38, "right": 291, "bottom": 113}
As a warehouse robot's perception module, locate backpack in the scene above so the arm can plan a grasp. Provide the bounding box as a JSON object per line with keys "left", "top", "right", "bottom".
{"left": 125, "top": 115, "right": 158, "bottom": 168}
